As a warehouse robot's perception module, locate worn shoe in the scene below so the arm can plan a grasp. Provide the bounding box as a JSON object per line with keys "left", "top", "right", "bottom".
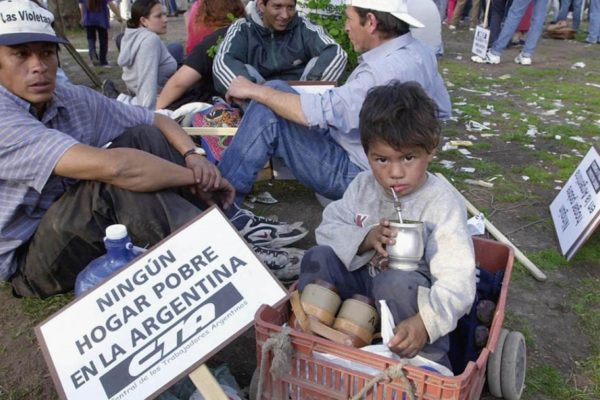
{"left": 253, "top": 245, "right": 303, "bottom": 281}
{"left": 231, "top": 208, "right": 307, "bottom": 248}
{"left": 471, "top": 51, "right": 500, "bottom": 64}
{"left": 102, "top": 79, "right": 120, "bottom": 99}
{"left": 514, "top": 53, "right": 532, "bottom": 65}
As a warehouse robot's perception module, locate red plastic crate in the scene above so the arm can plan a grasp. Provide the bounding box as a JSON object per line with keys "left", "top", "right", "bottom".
{"left": 253, "top": 237, "right": 514, "bottom": 400}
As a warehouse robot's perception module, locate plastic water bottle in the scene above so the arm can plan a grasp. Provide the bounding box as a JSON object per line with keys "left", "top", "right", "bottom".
{"left": 74, "top": 224, "right": 141, "bottom": 297}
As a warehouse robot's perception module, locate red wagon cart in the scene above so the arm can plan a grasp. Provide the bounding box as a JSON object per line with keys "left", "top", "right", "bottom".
{"left": 249, "top": 237, "right": 526, "bottom": 400}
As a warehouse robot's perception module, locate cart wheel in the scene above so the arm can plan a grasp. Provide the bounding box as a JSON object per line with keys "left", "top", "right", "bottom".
{"left": 487, "top": 328, "right": 509, "bottom": 398}
{"left": 500, "top": 331, "right": 526, "bottom": 400}
{"left": 249, "top": 368, "right": 259, "bottom": 400}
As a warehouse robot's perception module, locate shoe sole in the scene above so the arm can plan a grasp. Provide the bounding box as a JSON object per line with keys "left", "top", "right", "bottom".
{"left": 246, "top": 228, "right": 309, "bottom": 248}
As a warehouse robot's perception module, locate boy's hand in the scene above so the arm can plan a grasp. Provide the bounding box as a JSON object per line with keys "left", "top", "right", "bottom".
{"left": 360, "top": 218, "right": 397, "bottom": 257}
{"left": 388, "top": 314, "right": 429, "bottom": 359}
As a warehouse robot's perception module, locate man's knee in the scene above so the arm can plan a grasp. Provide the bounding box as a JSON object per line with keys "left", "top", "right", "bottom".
{"left": 264, "top": 80, "right": 297, "bottom": 94}
{"left": 110, "top": 125, "right": 165, "bottom": 149}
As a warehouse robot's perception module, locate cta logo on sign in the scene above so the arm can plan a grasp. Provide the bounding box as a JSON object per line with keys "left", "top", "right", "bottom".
{"left": 100, "top": 283, "right": 242, "bottom": 397}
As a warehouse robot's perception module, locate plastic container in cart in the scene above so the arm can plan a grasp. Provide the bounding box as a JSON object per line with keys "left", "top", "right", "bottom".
{"left": 251, "top": 237, "right": 524, "bottom": 400}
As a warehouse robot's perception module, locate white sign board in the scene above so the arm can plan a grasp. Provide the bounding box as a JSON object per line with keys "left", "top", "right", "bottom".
{"left": 550, "top": 146, "right": 600, "bottom": 260}
{"left": 36, "top": 207, "right": 287, "bottom": 400}
{"left": 472, "top": 25, "right": 490, "bottom": 58}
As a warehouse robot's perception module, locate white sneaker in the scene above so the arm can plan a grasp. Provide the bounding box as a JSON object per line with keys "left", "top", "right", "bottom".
{"left": 471, "top": 51, "right": 500, "bottom": 64}
{"left": 231, "top": 208, "right": 308, "bottom": 248}
{"left": 514, "top": 53, "right": 532, "bottom": 65}
{"left": 253, "top": 245, "right": 304, "bottom": 281}
{"left": 448, "top": 24, "right": 457, "bottom": 30}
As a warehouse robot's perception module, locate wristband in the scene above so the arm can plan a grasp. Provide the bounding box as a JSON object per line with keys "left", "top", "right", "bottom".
{"left": 183, "top": 148, "right": 197, "bottom": 159}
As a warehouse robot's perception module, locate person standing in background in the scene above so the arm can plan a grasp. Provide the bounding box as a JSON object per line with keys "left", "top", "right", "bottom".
{"left": 79, "top": 0, "right": 123, "bottom": 67}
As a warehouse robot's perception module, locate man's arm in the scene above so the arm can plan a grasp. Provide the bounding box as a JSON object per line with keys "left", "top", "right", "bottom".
{"left": 226, "top": 76, "right": 308, "bottom": 126}
{"left": 300, "top": 18, "right": 348, "bottom": 82}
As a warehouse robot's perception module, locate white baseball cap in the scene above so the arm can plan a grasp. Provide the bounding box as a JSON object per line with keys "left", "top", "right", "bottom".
{"left": 0, "top": 0, "right": 68, "bottom": 46}
{"left": 346, "top": 0, "right": 424, "bottom": 28}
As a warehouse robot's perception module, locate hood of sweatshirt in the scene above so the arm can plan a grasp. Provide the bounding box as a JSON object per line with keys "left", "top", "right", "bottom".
{"left": 118, "top": 27, "right": 156, "bottom": 68}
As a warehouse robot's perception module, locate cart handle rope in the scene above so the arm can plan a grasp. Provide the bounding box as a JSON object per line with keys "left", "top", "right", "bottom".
{"left": 349, "top": 362, "right": 416, "bottom": 400}
{"left": 256, "top": 327, "right": 293, "bottom": 400}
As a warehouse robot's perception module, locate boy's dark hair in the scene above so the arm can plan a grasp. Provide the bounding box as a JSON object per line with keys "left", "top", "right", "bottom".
{"left": 354, "top": 7, "right": 410, "bottom": 39}
{"left": 359, "top": 81, "right": 440, "bottom": 154}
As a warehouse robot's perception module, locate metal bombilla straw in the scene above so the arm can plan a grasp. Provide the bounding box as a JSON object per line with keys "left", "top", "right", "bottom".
{"left": 390, "top": 188, "right": 404, "bottom": 224}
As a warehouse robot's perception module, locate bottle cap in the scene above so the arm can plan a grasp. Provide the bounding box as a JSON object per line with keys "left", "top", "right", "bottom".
{"left": 105, "top": 224, "right": 128, "bottom": 240}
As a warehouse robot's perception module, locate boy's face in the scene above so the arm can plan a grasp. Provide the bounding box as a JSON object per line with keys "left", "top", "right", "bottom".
{"left": 367, "top": 139, "right": 435, "bottom": 197}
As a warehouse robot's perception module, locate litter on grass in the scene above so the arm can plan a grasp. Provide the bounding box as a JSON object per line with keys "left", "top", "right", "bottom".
{"left": 466, "top": 120, "right": 491, "bottom": 131}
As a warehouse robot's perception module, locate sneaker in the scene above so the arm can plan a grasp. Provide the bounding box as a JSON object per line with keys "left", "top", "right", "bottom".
{"left": 448, "top": 24, "right": 457, "bottom": 30}
{"left": 514, "top": 53, "right": 532, "bottom": 65}
{"left": 102, "top": 79, "right": 120, "bottom": 99}
{"left": 471, "top": 51, "right": 500, "bottom": 64}
{"left": 100, "top": 63, "right": 113, "bottom": 69}
{"left": 231, "top": 208, "right": 308, "bottom": 248}
{"left": 253, "top": 245, "right": 303, "bottom": 281}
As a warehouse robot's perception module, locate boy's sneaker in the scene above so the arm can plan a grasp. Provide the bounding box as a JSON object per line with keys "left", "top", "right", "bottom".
{"left": 471, "top": 51, "right": 500, "bottom": 64}
{"left": 514, "top": 53, "right": 532, "bottom": 65}
{"left": 232, "top": 208, "right": 308, "bottom": 248}
{"left": 448, "top": 24, "right": 456, "bottom": 30}
{"left": 253, "top": 245, "right": 304, "bottom": 281}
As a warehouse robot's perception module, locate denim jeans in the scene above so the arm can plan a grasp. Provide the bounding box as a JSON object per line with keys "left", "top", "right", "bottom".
{"left": 218, "top": 80, "right": 363, "bottom": 205}
{"left": 557, "top": 0, "right": 583, "bottom": 30}
{"left": 298, "top": 245, "right": 451, "bottom": 368}
{"left": 491, "top": 0, "right": 550, "bottom": 58}
{"left": 587, "top": 0, "right": 600, "bottom": 42}
{"left": 434, "top": 0, "right": 449, "bottom": 20}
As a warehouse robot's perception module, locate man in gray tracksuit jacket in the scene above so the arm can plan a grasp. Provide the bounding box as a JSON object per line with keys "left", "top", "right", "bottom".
{"left": 213, "top": 0, "right": 347, "bottom": 95}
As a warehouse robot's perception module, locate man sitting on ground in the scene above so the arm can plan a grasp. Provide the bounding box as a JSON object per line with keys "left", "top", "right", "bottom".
{"left": 212, "top": 0, "right": 348, "bottom": 95}
{"left": 0, "top": 0, "right": 306, "bottom": 298}
{"left": 218, "top": 0, "right": 452, "bottom": 206}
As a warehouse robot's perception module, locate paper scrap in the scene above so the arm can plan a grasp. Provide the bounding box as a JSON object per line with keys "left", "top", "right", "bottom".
{"left": 464, "top": 179, "right": 494, "bottom": 188}
{"left": 460, "top": 167, "right": 476, "bottom": 173}
{"left": 467, "top": 213, "right": 486, "bottom": 235}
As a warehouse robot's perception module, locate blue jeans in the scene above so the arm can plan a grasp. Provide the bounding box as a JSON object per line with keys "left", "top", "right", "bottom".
{"left": 490, "top": 0, "right": 549, "bottom": 58}
{"left": 557, "top": 0, "right": 583, "bottom": 30}
{"left": 298, "top": 246, "right": 450, "bottom": 368}
{"left": 588, "top": 0, "right": 600, "bottom": 42}
{"left": 218, "top": 80, "right": 362, "bottom": 205}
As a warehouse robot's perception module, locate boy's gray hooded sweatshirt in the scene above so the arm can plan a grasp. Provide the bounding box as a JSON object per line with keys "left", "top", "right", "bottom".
{"left": 118, "top": 27, "right": 177, "bottom": 110}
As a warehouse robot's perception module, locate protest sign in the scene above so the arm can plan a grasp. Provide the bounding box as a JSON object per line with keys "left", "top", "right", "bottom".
{"left": 36, "top": 207, "right": 287, "bottom": 400}
{"left": 550, "top": 146, "right": 600, "bottom": 260}
{"left": 472, "top": 25, "right": 490, "bottom": 58}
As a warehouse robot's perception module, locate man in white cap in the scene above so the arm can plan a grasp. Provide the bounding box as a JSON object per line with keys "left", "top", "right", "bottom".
{"left": 0, "top": 0, "right": 307, "bottom": 297}
{"left": 218, "top": 0, "right": 451, "bottom": 206}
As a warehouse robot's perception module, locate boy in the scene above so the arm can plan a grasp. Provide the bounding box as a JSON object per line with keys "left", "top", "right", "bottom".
{"left": 298, "top": 81, "right": 476, "bottom": 369}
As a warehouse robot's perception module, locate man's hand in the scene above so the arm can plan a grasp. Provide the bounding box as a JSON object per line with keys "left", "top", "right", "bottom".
{"left": 196, "top": 177, "right": 236, "bottom": 209}
{"left": 388, "top": 314, "right": 429, "bottom": 359}
{"left": 185, "top": 153, "right": 221, "bottom": 191}
{"left": 225, "top": 76, "right": 260, "bottom": 104}
{"left": 360, "top": 218, "right": 397, "bottom": 257}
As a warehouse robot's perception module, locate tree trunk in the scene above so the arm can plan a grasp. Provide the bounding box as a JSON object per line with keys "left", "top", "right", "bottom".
{"left": 48, "top": 0, "right": 81, "bottom": 31}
